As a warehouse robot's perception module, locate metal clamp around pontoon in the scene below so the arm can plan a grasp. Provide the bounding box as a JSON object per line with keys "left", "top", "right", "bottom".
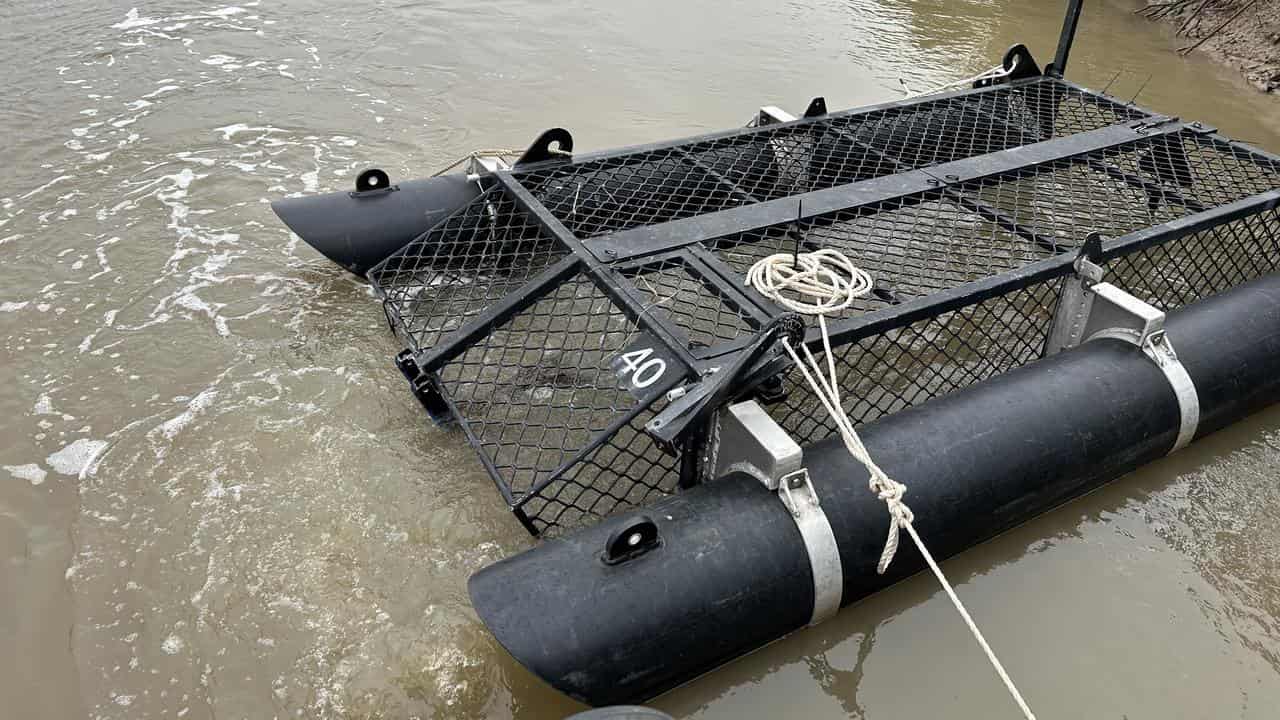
{"left": 1046, "top": 254, "right": 1200, "bottom": 453}
{"left": 713, "top": 401, "right": 842, "bottom": 625}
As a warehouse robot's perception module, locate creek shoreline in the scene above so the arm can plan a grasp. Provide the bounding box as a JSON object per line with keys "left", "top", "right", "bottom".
{"left": 1137, "top": 0, "right": 1279, "bottom": 93}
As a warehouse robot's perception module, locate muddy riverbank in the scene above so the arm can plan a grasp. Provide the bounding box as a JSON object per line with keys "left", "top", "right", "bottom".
{"left": 1137, "top": 0, "right": 1280, "bottom": 92}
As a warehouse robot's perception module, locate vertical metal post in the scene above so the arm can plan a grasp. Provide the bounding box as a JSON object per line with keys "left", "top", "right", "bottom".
{"left": 1051, "top": 0, "right": 1085, "bottom": 77}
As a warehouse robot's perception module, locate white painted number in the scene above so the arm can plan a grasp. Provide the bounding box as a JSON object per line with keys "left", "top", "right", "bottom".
{"left": 619, "top": 348, "right": 667, "bottom": 389}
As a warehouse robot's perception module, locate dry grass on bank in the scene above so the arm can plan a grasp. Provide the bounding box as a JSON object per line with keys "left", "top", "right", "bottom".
{"left": 1136, "top": 0, "right": 1280, "bottom": 92}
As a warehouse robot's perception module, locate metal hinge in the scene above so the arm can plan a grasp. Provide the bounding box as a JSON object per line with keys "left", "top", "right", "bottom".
{"left": 1045, "top": 234, "right": 1105, "bottom": 355}
{"left": 1128, "top": 115, "right": 1178, "bottom": 135}
{"left": 1186, "top": 120, "right": 1218, "bottom": 136}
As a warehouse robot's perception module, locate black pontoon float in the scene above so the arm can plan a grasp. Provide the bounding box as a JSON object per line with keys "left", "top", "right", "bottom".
{"left": 273, "top": 0, "right": 1280, "bottom": 707}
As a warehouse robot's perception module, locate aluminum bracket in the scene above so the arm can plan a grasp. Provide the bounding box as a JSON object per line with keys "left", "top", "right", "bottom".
{"left": 1052, "top": 279, "right": 1200, "bottom": 453}
{"left": 711, "top": 401, "right": 841, "bottom": 625}
{"left": 1044, "top": 253, "right": 1105, "bottom": 355}
{"left": 712, "top": 401, "right": 802, "bottom": 489}
{"left": 755, "top": 106, "right": 797, "bottom": 126}
{"left": 465, "top": 154, "right": 512, "bottom": 181}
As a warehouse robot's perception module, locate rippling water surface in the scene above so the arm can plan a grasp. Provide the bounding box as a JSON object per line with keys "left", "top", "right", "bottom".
{"left": 2, "top": 1, "right": 1280, "bottom": 718}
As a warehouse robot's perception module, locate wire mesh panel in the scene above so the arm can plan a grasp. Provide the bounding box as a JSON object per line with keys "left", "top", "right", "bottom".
{"left": 949, "top": 131, "right": 1280, "bottom": 249}
{"left": 432, "top": 271, "right": 679, "bottom": 529}
{"left": 513, "top": 78, "right": 1149, "bottom": 238}
{"left": 512, "top": 149, "right": 750, "bottom": 238}
{"left": 369, "top": 186, "right": 569, "bottom": 353}
{"left": 518, "top": 408, "right": 680, "bottom": 535}
{"left": 828, "top": 79, "right": 1147, "bottom": 171}
{"left": 621, "top": 257, "right": 761, "bottom": 350}
{"left": 1108, "top": 205, "right": 1280, "bottom": 310}
{"left": 766, "top": 279, "right": 1063, "bottom": 444}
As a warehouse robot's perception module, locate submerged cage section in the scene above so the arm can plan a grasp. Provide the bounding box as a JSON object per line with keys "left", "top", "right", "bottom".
{"left": 369, "top": 74, "right": 1280, "bottom": 536}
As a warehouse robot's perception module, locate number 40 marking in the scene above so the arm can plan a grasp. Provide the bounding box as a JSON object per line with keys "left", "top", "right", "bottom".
{"left": 618, "top": 347, "right": 667, "bottom": 389}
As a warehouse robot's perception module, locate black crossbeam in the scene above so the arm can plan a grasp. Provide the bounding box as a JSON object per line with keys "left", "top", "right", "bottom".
{"left": 590, "top": 117, "right": 1187, "bottom": 262}
{"left": 821, "top": 118, "right": 1066, "bottom": 254}
{"left": 412, "top": 255, "right": 582, "bottom": 373}
{"left": 493, "top": 172, "right": 703, "bottom": 375}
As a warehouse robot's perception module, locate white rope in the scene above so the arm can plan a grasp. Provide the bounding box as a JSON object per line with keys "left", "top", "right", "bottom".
{"left": 431, "top": 148, "right": 523, "bottom": 177}
{"left": 744, "top": 249, "right": 874, "bottom": 315}
{"left": 897, "top": 57, "right": 1019, "bottom": 100}
{"left": 747, "top": 249, "right": 1038, "bottom": 720}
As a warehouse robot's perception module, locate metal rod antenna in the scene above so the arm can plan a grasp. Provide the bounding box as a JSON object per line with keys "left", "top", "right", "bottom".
{"left": 1051, "top": 0, "right": 1085, "bottom": 77}
{"left": 794, "top": 199, "right": 803, "bottom": 266}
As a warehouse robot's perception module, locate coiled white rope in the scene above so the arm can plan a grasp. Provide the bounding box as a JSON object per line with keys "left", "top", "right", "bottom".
{"left": 898, "top": 57, "right": 1019, "bottom": 100}
{"left": 747, "top": 249, "right": 1038, "bottom": 720}
{"left": 744, "top": 249, "right": 874, "bottom": 315}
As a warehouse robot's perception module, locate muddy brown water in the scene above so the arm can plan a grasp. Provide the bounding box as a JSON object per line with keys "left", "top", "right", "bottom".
{"left": 3, "top": 1, "right": 1280, "bottom": 718}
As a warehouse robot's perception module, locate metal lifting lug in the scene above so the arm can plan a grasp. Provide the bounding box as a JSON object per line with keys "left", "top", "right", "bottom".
{"left": 515, "top": 128, "right": 574, "bottom": 166}
{"left": 350, "top": 168, "right": 397, "bottom": 197}
{"left": 803, "top": 97, "right": 828, "bottom": 118}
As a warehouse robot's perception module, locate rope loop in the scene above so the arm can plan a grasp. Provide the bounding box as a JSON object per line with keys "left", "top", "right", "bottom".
{"left": 898, "top": 56, "right": 1019, "bottom": 100}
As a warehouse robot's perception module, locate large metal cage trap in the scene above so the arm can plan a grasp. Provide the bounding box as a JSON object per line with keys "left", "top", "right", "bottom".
{"left": 368, "top": 56, "right": 1280, "bottom": 536}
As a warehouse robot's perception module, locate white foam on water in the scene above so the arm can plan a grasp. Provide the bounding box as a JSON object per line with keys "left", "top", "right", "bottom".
{"left": 33, "top": 394, "right": 55, "bottom": 414}
{"left": 155, "top": 388, "right": 219, "bottom": 441}
{"left": 213, "top": 122, "right": 285, "bottom": 143}
{"left": 46, "top": 438, "right": 109, "bottom": 478}
{"left": 143, "top": 84, "right": 180, "bottom": 99}
{"left": 4, "top": 463, "right": 48, "bottom": 486}
{"left": 111, "top": 8, "right": 159, "bottom": 30}
{"left": 0, "top": 301, "right": 29, "bottom": 312}
{"left": 161, "top": 634, "right": 185, "bottom": 655}
{"left": 19, "top": 175, "right": 74, "bottom": 201}
{"left": 207, "top": 6, "right": 247, "bottom": 18}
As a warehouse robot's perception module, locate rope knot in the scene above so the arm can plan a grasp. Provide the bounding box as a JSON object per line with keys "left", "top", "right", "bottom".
{"left": 871, "top": 477, "right": 914, "bottom": 575}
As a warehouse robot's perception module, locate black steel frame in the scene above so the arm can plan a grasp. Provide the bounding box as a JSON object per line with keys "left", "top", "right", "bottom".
{"left": 376, "top": 30, "right": 1280, "bottom": 534}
